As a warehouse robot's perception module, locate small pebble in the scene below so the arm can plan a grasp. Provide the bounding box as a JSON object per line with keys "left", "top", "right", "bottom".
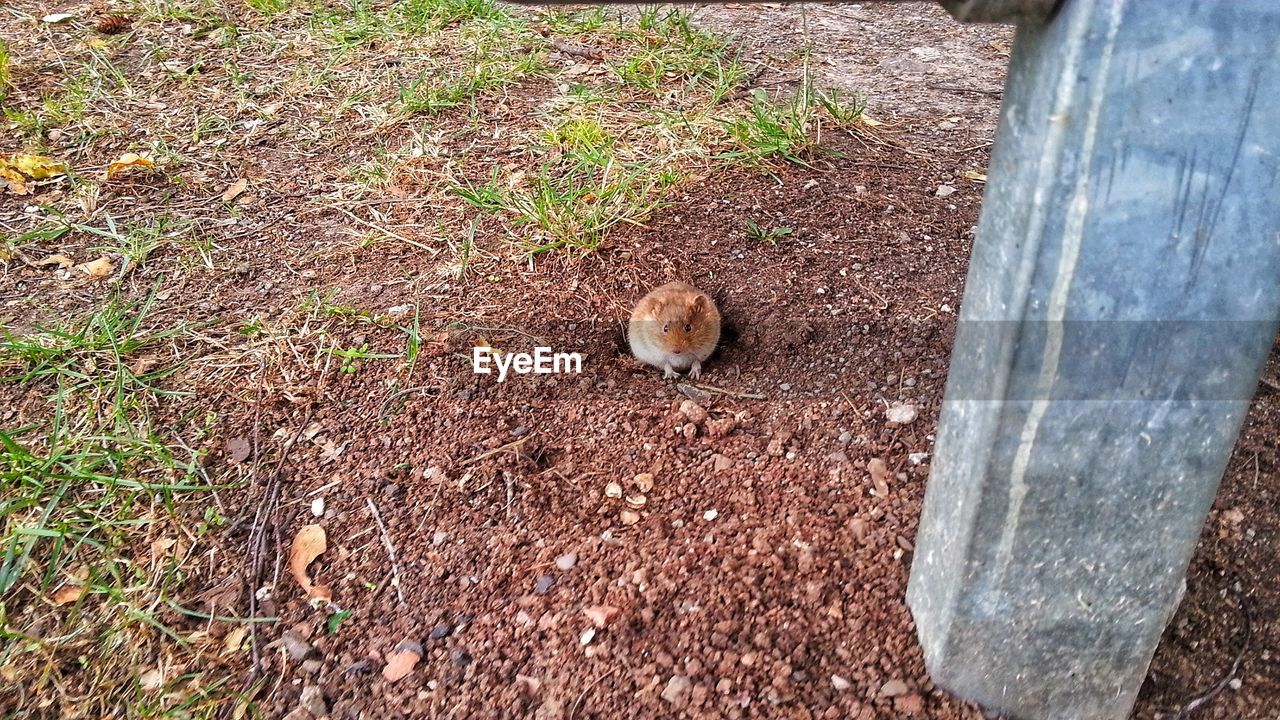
{"left": 579, "top": 628, "right": 597, "bottom": 645}
{"left": 881, "top": 679, "right": 909, "bottom": 697}
{"left": 535, "top": 575, "right": 556, "bottom": 594}
{"left": 429, "top": 623, "right": 453, "bottom": 641}
{"left": 831, "top": 674, "right": 851, "bottom": 691}
{"left": 555, "top": 553, "right": 578, "bottom": 570}
{"left": 299, "top": 686, "right": 327, "bottom": 716}
{"left": 310, "top": 498, "right": 324, "bottom": 517}
{"left": 432, "top": 531, "right": 449, "bottom": 546}
{"left": 779, "top": 383, "right": 792, "bottom": 391}
{"left": 703, "top": 509, "right": 719, "bottom": 521}
{"left": 512, "top": 425, "right": 530, "bottom": 437}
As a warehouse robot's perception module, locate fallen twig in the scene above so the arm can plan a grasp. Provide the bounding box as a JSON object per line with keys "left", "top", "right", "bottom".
{"left": 244, "top": 410, "right": 313, "bottom": 688}
{"left": 461, "top": 432, "right": 536, "bottom": 466}
{"left": 1171, "top": 580, "right": 1252, "bottom": 719}
{"left": 365, "top": 498, "right": 407, "bottom": 605}
{"left": 549, "top": 39, "right": 605, "bottom": 62}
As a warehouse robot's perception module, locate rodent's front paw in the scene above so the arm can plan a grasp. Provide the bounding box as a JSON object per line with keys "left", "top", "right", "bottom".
{"left": 688, "top": 361, "right": 702, "bottom": 380}
{"left": 663, "top": 366, "right": 678, "bottom": 380}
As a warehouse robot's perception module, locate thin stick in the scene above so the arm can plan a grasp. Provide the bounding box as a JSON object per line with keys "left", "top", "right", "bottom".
{"left": 330, "top": 206, "right": 440, "bottom": 256}
{"left": 1171, "top": 581, "right": 1252, "bottom": 719}
{"left": 365, "top": 498, "right": 407, "bottom": 604}
{"left": 461, "top": 433, "right": 536, "bottom": 466}
{"left": 244, "top": 410, "right": 313, "bottom": 687}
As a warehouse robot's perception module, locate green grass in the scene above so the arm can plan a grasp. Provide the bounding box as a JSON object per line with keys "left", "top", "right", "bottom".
{"left": 452, "top": 153, "right": 679, "bottom": 254}
{"left": 0, "top": 283, "right": 238, "bottom": 716}
{"left": 0, "top": 39, "right": 10, "bottom": 104}
{"left": 745, "top": 218, "right": 794, "bottom": 245}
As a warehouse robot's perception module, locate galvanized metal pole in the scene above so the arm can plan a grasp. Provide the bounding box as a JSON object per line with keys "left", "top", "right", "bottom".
{"left": 907, "top": 1, "right": 1280, "bottom": 718}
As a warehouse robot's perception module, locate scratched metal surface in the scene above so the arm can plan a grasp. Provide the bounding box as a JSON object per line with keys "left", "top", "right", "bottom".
{"left": 908, "top": 0, "right": 1280, "bottom": 718}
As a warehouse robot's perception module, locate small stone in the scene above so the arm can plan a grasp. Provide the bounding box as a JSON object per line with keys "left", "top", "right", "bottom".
{"left": 344, "top": 660, "right": 374, "bottom": 675}
{"left": 382, "top": 640, "right": 423, "bottom": 682}
{"left": 661, "top": 675, "right": 693, "bottom": 707}
{"left": 703, "top": 509, "right": 719, "bottom": 521}
{"left": 512, "top": 425, "right": 530, "bottom": 437}
{"left": 582, "top": 604, "right": 621, "bottom": 628}
{"left": 535, "top": 575, "right": 556, "bottom": 594}
{"left": 579, "top": 627, "right": 596, "bottom": 645}
{"left": 838, "top": 431, "right": 853, "bottom": 444}
{"left": 429, "top": 623, "right": 453, "bottom": 641}
{"left": 620, "top": 510, "right": 641, "bottom": 526}
{"left": 1228, "top": 678, "right": 1243, "bottom": 690}
{"left": 555, "top": 553, "right": 578, "bottom": 570}
{"left": 299, "top": 685, "right": 326, "bottom": 716}
{"left": 908, "top": 452, "right": 929, "bottom": 465}
{"left": 831, "top": 674, "right": 852, "bottom": 691}
{"left": 880, "top": 679, "right": 909, "bottom": 697}
{"left": 886, "top": 403, "right": 918, "bottom": 425}
{"left": 279, "top": 630, "right": 313, "bottom": 661}
{"left": 706, "top": 417, "right": 738, "bottom": 438}
{"left": 935, "top": 184, "right": 956, "bottom": 198}
{"left": 432, "top": 531, "right": 449, "bottom": 545}
{"left": 712, "top": 454, "right": 733, "bottom": 471}
{"left": 451, "top": 649, "right": 473, "bottom": 666}
{"left": 779, "top": 383, "right": 792, "bottom": 391}
{"left": 895, "top": 692, "right": 925, "bottom": 714}
{"left": 678, "top": 400, "right": 707, "bottom": 424}
{"left": 310, "top": 498, "right": 325, "bottom": 517}
{"left": 301, "top": 659, "right": 323, "bottom": 675}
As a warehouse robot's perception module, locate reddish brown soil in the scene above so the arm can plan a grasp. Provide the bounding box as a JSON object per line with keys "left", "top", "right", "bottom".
{"left": 195, "top": 134, "right": 1274, "bottom": 720}
{"left": 233, "top": 135, "right": 986, "bottom": 719}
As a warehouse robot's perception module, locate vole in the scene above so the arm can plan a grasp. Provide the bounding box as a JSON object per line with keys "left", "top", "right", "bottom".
{"left": 628, "top": 282, "right": 721, "bottom": 379}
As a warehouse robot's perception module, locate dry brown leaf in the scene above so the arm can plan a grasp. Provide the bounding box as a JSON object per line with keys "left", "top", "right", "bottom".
{"left": 225, "top": 436, "right": 251, "bottom": 464}
{"left": 1, "top": 154, "right": 69, "bottom": 194}
{"left": 869, "top": 458, "right": 891, "bottom": 498}
{"left": 105, "top": 153, "right": 155, "bottom": 181}
{"left": 51, "top": 584, "right": 86, "bottom": 605}
{"left": 223, "top": 626, "right": 249, "bottom": 655}
{"left": 0, "top": 665, "right": 18, "bottom": 683}
{"left": 382, "top": 641, "right": 422, "bottom": 682}
{"left": 34, "top": 253, "right": 75, "bottom": 268}
{"left": 74, "top": 255, "right": 115, "bottom": 278}
{"left": 289, "top": 524, "right": 331, "bottom": 601}
{"left": 962, "top": 170, "right": 988, "bottom": 183}
{"left": 222, "top": 178, "right": 248, "bottom": 203}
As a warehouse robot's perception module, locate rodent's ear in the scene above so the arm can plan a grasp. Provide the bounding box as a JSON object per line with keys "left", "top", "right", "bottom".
{"left": 692, "top": 295, "right": 707, "bottom": 313}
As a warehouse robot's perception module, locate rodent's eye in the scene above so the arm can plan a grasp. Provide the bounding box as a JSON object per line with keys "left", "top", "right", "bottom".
{"left": 684, "top": 324, "right": 692, "bottom": 333}
{"left": 662, "top": 324, "right": 669, "bottom": 333}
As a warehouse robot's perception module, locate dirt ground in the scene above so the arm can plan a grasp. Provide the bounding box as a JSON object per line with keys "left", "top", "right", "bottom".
{"left": 1, "top": 2, "right": 1275, "bottom": 719}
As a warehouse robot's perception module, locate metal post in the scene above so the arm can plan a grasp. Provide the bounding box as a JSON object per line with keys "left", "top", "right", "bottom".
{"left": 907, "top": 1, "right": 1280, "bottom": 718}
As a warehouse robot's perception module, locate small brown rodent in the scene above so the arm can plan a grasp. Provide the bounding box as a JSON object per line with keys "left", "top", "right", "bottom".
{"left": 628, "top": 282, "right": 721, "bottom": 379}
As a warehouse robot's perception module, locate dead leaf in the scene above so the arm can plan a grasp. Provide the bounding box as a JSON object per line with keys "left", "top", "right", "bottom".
{"left": 223, "top": 626, "right": 249, "bottom": 655}
{"left": 382, "top": 641, "right": 422, "bottom": 682}
{"left": 869, "top": 458, "right": 891, "bottom": 498}
{"left": 150, "top": 537, "right": 177, "bottom": 560}
{"left": 289, "top": 524, "right": 331, "bottom": 601}
{"left": 139, "top": 668, "right": 165, "bottom": 691}
{"left": 74, "top": 255, "right": 115, "bottom": 278}
{"left": 34, "top": 253, "right": 75, "bottom": 269}
{"left": 222, "top": 178, "right": 248, "bottom": 203}
{"left": 581, "top": 604, "right": 620, "bottom": 628}
{"left": 0, "top": 154, "right": 69, "bottom": 195}
{"left": 51, "top": 584, "right": 86, "bottom": 605}
{"left": 858, "top": 114, "right": 884, "bottom": 127}
{"left": 42, "top": 13, "right": 75, "bottom": 23}
{"left": 225, "top": 436, "right": 251, "bottom": 464}
{"left": 962, "top": 170, "right": 988, "bottom": 183}
{"left": 105, "top": 153, "right": 155, "bottom": 181}
{"left": 0, "top": 665, "right": 17, "bottom": 683}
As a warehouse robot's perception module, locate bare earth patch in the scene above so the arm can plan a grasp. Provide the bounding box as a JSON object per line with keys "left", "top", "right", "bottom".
{"left": 0, "top": 1, "right": 1274, "bottom": 718}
